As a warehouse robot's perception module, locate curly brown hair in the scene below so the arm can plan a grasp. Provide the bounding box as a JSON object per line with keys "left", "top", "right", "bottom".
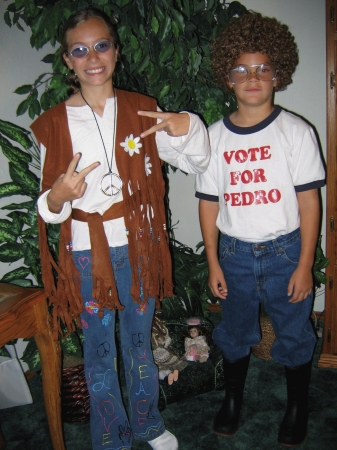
{"left": 211, "top": 12, "right": 299, "bottom": 93}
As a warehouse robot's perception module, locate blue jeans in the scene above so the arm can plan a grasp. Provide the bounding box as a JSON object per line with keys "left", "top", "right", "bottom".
{"left": 73, "top": 245, "right": 165, "bottom": 450}
{"left": 213, "top": 229, "right": 316, "bottom": 367}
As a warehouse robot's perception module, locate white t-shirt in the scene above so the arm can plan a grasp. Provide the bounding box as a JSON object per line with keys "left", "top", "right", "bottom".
{"left": 195, "top": 107, "right": 325, "bottom": 243}
{"left": 38, "top": 97, "right": 210, "bottom": 251}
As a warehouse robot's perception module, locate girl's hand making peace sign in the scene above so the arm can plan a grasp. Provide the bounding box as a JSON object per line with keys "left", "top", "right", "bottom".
{"left": 138, "top": 110, "right": 190, "bottom": 138}
{"left": 47, "top": 152, "right": 100, "bottom": 213}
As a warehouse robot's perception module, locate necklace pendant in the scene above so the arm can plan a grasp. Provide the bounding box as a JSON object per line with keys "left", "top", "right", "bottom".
{"left": 100, "top": 172, "right": 123, "bottom": 196}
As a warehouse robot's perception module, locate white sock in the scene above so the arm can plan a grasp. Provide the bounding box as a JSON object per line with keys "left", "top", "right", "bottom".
{"left": 148, "top": 430, "right": 179, "bottom": 450}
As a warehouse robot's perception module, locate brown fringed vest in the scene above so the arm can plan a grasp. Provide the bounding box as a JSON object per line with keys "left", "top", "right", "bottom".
{"left": 31, "top": 89, "right": 174, "bottom": 339}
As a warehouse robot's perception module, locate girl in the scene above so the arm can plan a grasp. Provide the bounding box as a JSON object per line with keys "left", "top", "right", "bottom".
{"left": 32, "top": 8, "right": 210, "bottom": 450}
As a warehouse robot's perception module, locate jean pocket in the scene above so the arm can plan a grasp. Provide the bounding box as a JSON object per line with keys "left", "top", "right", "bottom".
{"left": 219, "top": 238, "right": 232, "bottom": 263}
{"left": 279, "top": 238, "right": 301, "bottom": 265}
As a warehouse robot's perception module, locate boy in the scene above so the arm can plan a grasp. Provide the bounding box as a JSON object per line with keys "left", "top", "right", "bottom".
{"left": 195, "top": 12, "right": 325, "bottom": 447}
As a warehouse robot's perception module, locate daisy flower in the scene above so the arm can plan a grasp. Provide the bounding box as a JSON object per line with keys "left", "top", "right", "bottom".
{"left": 145, "top": 155, "right": 152, "bottom": 176}
{"left": 120, "top": 134, "right": 142, "bottom": 156}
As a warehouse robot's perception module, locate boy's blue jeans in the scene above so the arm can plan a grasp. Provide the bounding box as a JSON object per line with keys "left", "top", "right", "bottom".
{"left": 213, "top": 228, "right": 317, "bottom": 367}
{"left": 73, "top": 245, "right": 165, "bottom": 450}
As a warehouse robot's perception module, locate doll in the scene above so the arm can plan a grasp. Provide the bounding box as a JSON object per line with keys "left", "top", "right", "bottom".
{"left": 151, "top": 316, "right": 188, "bottom": 384}
{"left": 184, "top": 319, "right": 210, "bottom": 363}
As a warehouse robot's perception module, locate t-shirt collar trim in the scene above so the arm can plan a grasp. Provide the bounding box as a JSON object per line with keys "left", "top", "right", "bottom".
{"left": 223, "top": 106, "right": 282, "bottom": 135}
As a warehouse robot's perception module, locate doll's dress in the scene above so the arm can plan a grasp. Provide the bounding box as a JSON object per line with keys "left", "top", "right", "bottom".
{"left": 184, "top": 335, "right": 210, "bottom": 362}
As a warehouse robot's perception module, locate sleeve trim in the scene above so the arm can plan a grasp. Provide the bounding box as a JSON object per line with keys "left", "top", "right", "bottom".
{"left": 195, "top": 192, "right": 219, "bottom": 202}
{"left": 295, "top": 179, "right": 325, "bottom": 192}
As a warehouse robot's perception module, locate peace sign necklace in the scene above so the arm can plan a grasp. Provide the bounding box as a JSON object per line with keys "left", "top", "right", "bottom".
{"left": 80, "top": 89, "right": 122, "bottom": 196}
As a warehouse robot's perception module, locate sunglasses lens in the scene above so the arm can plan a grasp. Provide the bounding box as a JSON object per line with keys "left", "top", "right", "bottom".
{"left": 228, "top": 64, "right": 276, "bottom": 83}
{"left": 94, "top": 40, "right": 112, "bottom": 53}
{"left": 70, "top": 46, "right": 88, "bottom": 58}
{"left": 229, "top": 67, "right": 248, "bottom": 84}
{"left": 256, "top": 64, "right": 276, "bottom": 80}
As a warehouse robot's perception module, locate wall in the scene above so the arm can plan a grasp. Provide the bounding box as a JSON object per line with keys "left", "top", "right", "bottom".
{"left": 0, "top": 0, "right": 326, "bottom": 309}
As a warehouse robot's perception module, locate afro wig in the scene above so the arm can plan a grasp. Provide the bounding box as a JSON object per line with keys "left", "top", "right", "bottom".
{"left": 211, "top": 11, "right": 299, "bottom": 93}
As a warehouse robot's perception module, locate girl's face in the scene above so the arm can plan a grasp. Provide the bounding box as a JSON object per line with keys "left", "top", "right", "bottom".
{"left": 227, "top": 52, "right": 277, "bottom": 109}
{"left": 63, "top": 18, "right": 118, "bottom": 91}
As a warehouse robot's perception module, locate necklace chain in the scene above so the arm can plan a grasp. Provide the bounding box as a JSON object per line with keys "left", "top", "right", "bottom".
{"left": 80, "top": 89, "right": 122, "bottom": 196}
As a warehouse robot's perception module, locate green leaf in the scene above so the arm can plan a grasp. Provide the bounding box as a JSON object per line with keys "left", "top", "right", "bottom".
{"left": 130, "top": 35, "right": 139, "bottom": 50}
{"left": 171, "top": 9, "right": 185, "bottom": 32}
{"left": 29, "top": 99, "right": 41, "bottom": 119}
{"left": 9, "top": 279, "right": 34, "bottom": 287}
{"left": 0, "top": 137, "right": 32, "bottom": 165}
{"left": 0, "top": 228, "right": 17, "bottom": 243}
{"left": 0, "top": 242, "right": 25, "bottom": 262}
{"left": 159, "top": 43, "right": 174, "bottom": 64}
{"left": 158, "top": 16, "right": 171, "bottom": 41}
{"left": 8, "top": 161, "right": 39, "bottom": 194}
{"left": 1, "top": 200, "right": 36, "bottom": 211}
{"left": 171, "top": 21, "right": 179, "bottom": 39}
{"left": 314, "top": 271, "right": 327, "bottom": 287}
{"left": 22, "top": 338, "right": 41, "bottom": 372}
{"left": 117, "top": 25, "right": 129, "bottom": 43}
{"left": 158, "top": 85, "right": 170, "bottom": 99}
{"left": 23, "top": 244, "right": 39, "bottom": 267}
{"left": 151, "top": 16, "right": 159, "bottom": 34}
{"left": 60, "top": 332, "right": 83, "bottom": 359}
{"left": 136, "top": 54, "right": 150, "bottom": 73}
{"left": 133, "top": 48, "right": 142, "bottom": 64}
{"left": 0, "top": 182, "right": 25, "bottom": 199}
{"left": 0, "top": 119, "right": 33, "bottom": 150}
{"left": 1, "top": 267, "right": 31, "bottom": 283}
{"left": 40, "top": 53, "right": 54, "bottom": 64}
{"left": 16, "top": 98, "right": 31, "bottom": 117}
{"left": 0, "top": 346, "right": 11, "bottom": 358}
{"left": 14, "top": 84, "right": 33, "bottom": 95}
{"left": 39, "top": 91, "right": 50, "bottom": 111}
{"left": 154, "top": 4, "right": 165, "bottom": 22}
{"left": 4, "top": 10, "right": 11, "bottom": 27}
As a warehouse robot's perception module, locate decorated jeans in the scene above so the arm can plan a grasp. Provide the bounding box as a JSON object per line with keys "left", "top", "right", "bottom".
{"left": 73, "top": 245, "right": 165, "bottom": 450}
{"left": 213, "top": 228, "right": 317, "bottom": 367}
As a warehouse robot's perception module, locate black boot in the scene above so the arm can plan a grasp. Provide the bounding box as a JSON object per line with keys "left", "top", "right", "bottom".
{"left": 278, "top": 360, "right": 312, "bottom": 447}
{"left": 214, "top": 353, "right": 250, "bottom": 436}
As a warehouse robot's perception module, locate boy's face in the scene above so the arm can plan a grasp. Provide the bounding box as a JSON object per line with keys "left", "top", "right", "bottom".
{"left": 227, "top": 52, "right": 277, "bottom": 109}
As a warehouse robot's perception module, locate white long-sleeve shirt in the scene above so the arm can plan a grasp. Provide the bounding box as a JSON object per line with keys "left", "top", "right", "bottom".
{"left": 38, "top": 98, "right": 210, "bottom": 250}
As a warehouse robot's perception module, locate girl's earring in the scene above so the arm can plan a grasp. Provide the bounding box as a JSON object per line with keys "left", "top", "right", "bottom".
{"left": 115, "top": 60, "right": 124, "bottom": 74}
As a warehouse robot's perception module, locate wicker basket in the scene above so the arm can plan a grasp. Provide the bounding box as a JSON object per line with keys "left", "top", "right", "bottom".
{"left": 252, "top": 316, "right": 276, "bottom": 360}
{"left": 62, "top": 363, "right": 90, "bottom": 423}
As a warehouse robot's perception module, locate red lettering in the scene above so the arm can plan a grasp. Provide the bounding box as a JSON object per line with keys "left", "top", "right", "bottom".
{"left": 268, "top": 189, "right": 281, "bottom": 203}
{"left": 230, "top": 171, "right": 241, "bottom": 185}
{"left": 231, "top": 193, "right": 241, "bottom": 206}
{"left": 254, "top": 190, "right": 268, "bottom": 204}
{"left": 235, "top": 150, "right": 248, "bottom": 163}
{"left": 260, "top": 146, "right": 271, "bottom": 160}
{"left": 223, "top": 189, "right": 281, "bottom": 206}
{"left": 223, "top": 151, "right": 235, "bottom": 164}
{"left": 241, "top": 170, "right": 253, "bottom": 184}
{"left": 224, "top": 193, "right": 230, "bottom": 203}
{"left": 247, "top": 148, "right": 260, "bottom": 161}
{"left": 242, "top": 192, "right": 254, "bottom": 205}
{"left": 253, "top": 168, "right": 267, "bottom": 183}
